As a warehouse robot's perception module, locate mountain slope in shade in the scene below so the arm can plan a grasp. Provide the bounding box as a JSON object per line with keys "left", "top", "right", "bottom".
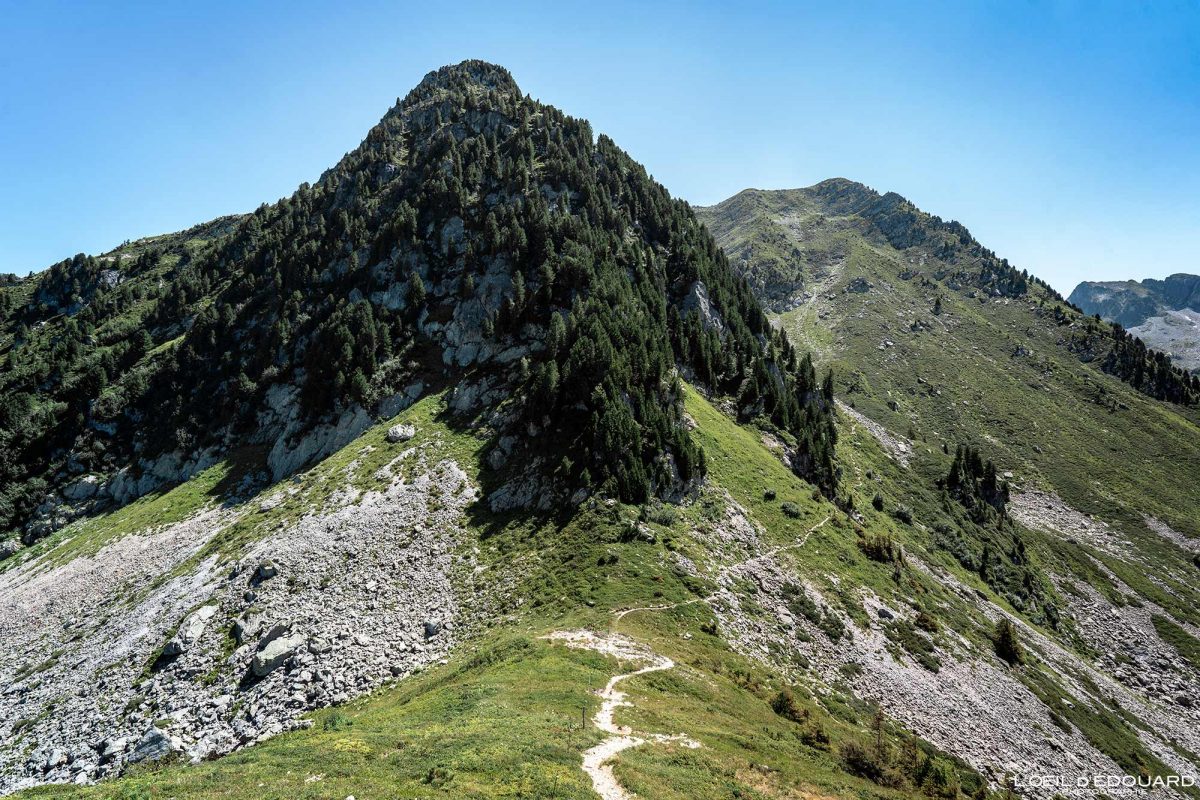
{"left": 1069, "top": 274, "right": 1200, "bottom": 372}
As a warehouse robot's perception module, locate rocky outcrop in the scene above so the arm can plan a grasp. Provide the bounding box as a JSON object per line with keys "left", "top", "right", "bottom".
{"left": 162, "top": 605, "right": 218, "bottom": 658}
{"left": 1069, "top": 274, "right": 1200, "bottom": 329}
{"left": 1069, "top": 274, "right": 1200, "bottom": 370}
{"left": 386, "top": 423, "right": 416, "bottom": 443}
{"left": 23, "top": 449, "right": 221, "bottom": 543}
{"left": 264, "top": 386, "right": 374, "bottom": 482}
{"left": 681, "top": 281, "right": 725, "bottom": 333}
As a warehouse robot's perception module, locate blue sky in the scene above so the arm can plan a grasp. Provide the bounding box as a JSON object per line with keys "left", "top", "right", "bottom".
{"left": 1, "top": 1, "right": 1196, "bottom": 294}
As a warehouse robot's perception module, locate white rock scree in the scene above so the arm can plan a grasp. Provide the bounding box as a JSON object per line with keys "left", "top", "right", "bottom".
{"left": 0, "top": 438, "right": 479, "bottom": 795}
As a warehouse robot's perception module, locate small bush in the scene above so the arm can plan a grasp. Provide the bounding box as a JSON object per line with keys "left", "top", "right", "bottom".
{"left": 781, "top": 501, "right": 803, "bottom": 519}
{"left": 771, "top": 687, "right": 808, "bottom": 723}
{"left": 763, "top": 488, "right": 776, "bottom": 501}
{"left": 891, "top": 621, "right": 941, "bottom": 672}
{"left": 857, "top": 532, "right": 901, "bottom": 564}
{"left": 424, "top": 766, "right": 453, "bottom": 787}
{"left": 893, "top": 505, "right": 913, "bottom": 524}
{"left": 839, "top": 662, "right": 864, "bottom": 678}
{"left": 784, "top": 585, "right": 822, "bottom": 625}
{"left": 642, "top": 503, "right": 678, "bottom": 526}
{"left": 840, "top": 740, "right": 885, "bottom": 782}
{"left": 800, "top": 722, "right": 831, "bottom": 749}
{"left": 914, "top": 610, "right": 939, "bottom": 633}
{"left": 993, "top": 619, "right": 1025, "bottom": 666}
{"left": 323, "top": 710, "right": 353, "bottom": 731}
{"left": 819, "top": 613, "right": 846, "bottom": 642}
{"left": 872, "top": 493, "right": 885, "bottom": 511}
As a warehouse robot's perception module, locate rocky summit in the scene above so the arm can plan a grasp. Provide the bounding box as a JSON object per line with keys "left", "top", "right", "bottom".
{"left": 1, "top": 61, "right": 1199, "bottom": 800}
{"left": 1070, "top": 273, "right": 1200, "bottom": 373}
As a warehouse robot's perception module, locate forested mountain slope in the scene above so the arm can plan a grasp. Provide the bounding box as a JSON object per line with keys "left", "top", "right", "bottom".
{"left": 0, "top": 60, "right": 835, "bottom": 549}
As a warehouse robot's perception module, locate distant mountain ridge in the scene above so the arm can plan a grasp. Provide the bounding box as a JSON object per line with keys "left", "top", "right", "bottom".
{"left": 1069, "top": 273, "right": 1200, "bottom": 327}
{"left": 1069, "top": 273, "right": 1200, "bottom": 371}
{"left": 700, "top": 179, "right": 1037, "bottom": 313}
{"left": 698, "top": 181, "right": 1200, "bottom": 531}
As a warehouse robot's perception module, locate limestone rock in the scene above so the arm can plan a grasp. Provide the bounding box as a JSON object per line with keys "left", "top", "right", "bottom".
{"left": 127, "top": 728, "right": 180, "bottom": 764}
{"left": 386, "top": 423, "right": 416, "bottom": 443}
{"left": 252, "top": 633, "right": 306, "bottom": 677}
{"left": 162, "top": 605, "right": 218, "bottom": 657}
{"left": 62, "top": 475, "right": 101, "bottom": 502}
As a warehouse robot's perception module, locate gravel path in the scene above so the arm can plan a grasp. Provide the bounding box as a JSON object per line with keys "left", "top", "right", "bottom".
{"left": 545, "top": 631, "right": 699, "bottom": 800}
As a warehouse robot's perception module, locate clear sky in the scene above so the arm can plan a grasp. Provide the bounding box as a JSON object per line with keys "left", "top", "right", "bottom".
{"left": 1, "top": 1, "right": 1197, "bottom": 294}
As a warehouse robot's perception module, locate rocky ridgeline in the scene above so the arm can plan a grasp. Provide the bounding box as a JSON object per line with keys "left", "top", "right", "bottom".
{"left": 0, "top": 438, "right": 478, "bottom": 795}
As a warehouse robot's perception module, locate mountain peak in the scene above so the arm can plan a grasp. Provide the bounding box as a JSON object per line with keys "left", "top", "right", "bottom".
{"left": 411, "top": 59, "right": 519, "bottom": 96}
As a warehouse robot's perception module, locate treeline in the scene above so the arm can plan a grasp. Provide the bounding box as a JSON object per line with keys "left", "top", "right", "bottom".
{"left": 942, "top": 444, "right": 1008, "bottom": 523}
{"left": 1102, "top": 322, "right": 1199, "bottom": 405}
{"left": 0, "top": 249, "right": 171, "bottom": 529}
{"left": 1059, "top": 311, "right": 1199, "bottom": 406}
{"left": 932, "top": 443, "right": 1058, "bottom": 628}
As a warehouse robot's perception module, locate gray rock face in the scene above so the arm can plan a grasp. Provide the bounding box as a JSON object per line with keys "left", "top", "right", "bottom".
{"left": 1069, "top": 273, "right": 1200, "bottom": 371}
{"left": 61, "top": 475, "right": 101, "bottom": 502}
{"left": 0, "top": 539, "right": 22, "bottom": 560}
{"left": 127, "top": 728, "right": 180, "bottom": 764}
{"left": 261, "top": 384, "right": 374, "bottom": 482}
{"left": 1068, "top": 274, "right": 1199, "bottom": 328}
{"left": 386, "top": 423, "right": 416, "bottom": 443}
{"left": 251, "top": 633, "right": 306, "bottom": 677}
{"left": 681, "top": 281, "right": 725, "bottom": 333}
{"left": 25, "top": 449, "right": 220, "bottom": 543}
{"left": 377, "top": 381, "right": 425, "bottom": 419}
{"left": 162, "top": 605, "right": 218, "bottom": 658}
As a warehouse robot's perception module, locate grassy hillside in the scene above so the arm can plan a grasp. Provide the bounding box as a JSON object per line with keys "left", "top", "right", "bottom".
{"left": 698, "top": 185, "right": 1200, "bottom": 545}
{"left": 11, "top": 372, "right": 1200, "bottom": 799}
{"left": 15, "top": 386, "right": 1007, "bottom": 800}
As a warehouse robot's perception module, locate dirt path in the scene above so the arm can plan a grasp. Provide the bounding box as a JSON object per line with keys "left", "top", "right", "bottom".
{"left": 550, "top": 514, "right": 830, "bottom": 799}
{"left": 615, "top": 513, "right": 831, "bottom": 626}
{"left": 545, "top": 631, "right": 699, "bottom": 800}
